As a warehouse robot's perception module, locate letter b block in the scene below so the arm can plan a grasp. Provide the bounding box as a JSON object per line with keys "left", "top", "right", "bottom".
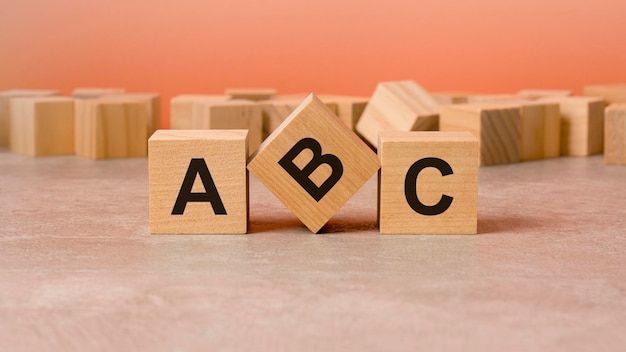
{"left": 378, "top": 131, "right": 479, "bottom": 234}
{"left": 149, "top": 130, "right": 248, "bottom": 234}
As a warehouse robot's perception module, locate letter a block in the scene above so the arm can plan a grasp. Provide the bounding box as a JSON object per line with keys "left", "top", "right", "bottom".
{"left": 248, "top": 94, "right": 380, "bottom": 233}
{"left": 605, "top": 104, "right": 626, "bottom": 165}
{"left": 378, "top": 131, "right": 479, "bottom": 234}
{"left": 149, "top": 130, "right": 248, "bottom": 234}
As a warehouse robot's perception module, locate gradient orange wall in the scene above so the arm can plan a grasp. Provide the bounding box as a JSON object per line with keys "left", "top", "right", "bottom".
{"left": 2, "top": 0, "right": 625, "bottom": 128}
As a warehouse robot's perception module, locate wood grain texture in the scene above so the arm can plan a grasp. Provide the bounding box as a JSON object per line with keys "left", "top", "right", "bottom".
{"left": 104, "top": 93, "right": 161, "bottom": 137}
{"left": 149, "top": 130, "right": 248, "bottom": 234}
{"left": 72, "top": 88, "right": 126, "bottom": 99}
{"left": 431, "top": 92, "right": 471, "bottom": 105}
{"left": 378, "top": 131, "right": 478, "bottom": 234}
{"left": 604, "top": 104, "right": 626, "bottom": 165}
{"left": 318, "top": 95, "right": 368, "bottom": 130}
{"left": 439, "top": 103, "right": 521, "bottom": 166}
{"left": 0, "top": 89, "right": 61, "bottom": 146}
{"left": 466, "top": 94, "right": 519, "bottom": 103}
{"left": 517, "top": 89, "right": 573, "bottom": 100}
{"left": 74, "top": 99, "right": 148, "bottom": 159}
{"left": 538, "top": 96, "right": 605, "bottom": 156}
{"left": 224, "top": 88, "right": 277, "bottom": 101}
{"left": 248, "top": 94, "right": 380, "bottom": 233}
{"left": 9, "top": 97, "right": 74, "bottom": 157}
{"left": 583, "top": 84, "right": 626, "bottom": 104}
{"left": 170, "top": 95, "right": 232, "bottom": 130}
{"left": 356, "top": 80, "right": 439, "bottom": 148}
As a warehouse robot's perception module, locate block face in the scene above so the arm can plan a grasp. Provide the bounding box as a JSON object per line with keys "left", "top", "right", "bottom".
{"left": 505, "top": 101, "right": 561, "bottom": 161}
{"left": 318, "top": 95, "right": 368, "bottom": 130}
{"left": 224, "top": 88, "right": 276, "bottom": 101}
{"left": 170, "top": 95, "right": 231, "bottom": 130}
{"left": 72, "top": 88, "right": 126, "bottom": 99}
{"left": 105, "top": 93, "right": 162, "bottom": 136}
{"left": 149, "top": 130, "right": 248, "bottom": 234}
{"left": 583, "top": 84, "right": 626, "bottom": 104}
{"left": 0, "top": 89, "right": 61, "bottom": 146}
{"left": 356, "top": 81, "right": 439, "bottom": 148}
{"left": 248, "top": 94, "right": 380, "bottom": 233}
{"left": 517, "top": 89, "right": 573, "bottom": 100}
{"left": 378, "top": 131, "right": 479, "bottom": 234}
{"left": 605, "top": 104, "right": 626, "bottom": 165}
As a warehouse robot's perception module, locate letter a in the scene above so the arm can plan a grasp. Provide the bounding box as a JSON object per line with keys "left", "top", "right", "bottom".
{"left": 171, "top": 158, "right": 227, "bottom": 215}
{"left": 278, "top": 137, "right": 343, "bottom": 202}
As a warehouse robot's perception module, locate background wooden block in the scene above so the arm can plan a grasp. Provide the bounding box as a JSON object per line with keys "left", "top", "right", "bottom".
{"left": 604, "top": 104, "right": 626, "bottom": 165}
{"left": 258, "top": 97, "right": 339, "bottom": 139}
{"left": 0, "top": 89, "right": 61, "bottom": 146}
{"left": 224, "top": 88, "right": 277, "bottom": 101}
{"left": 104, "top": 93, "right": 161, "bottom": 136}
{"left": 74, "top": 99, "right": 148, "bottom": 159}
{"left": 248, "top": 94, "right": 380, "bottom": 233}
{"left": 466, "top": 94, "right": 519, "bottom": 103}
{"left": 191, "top": 99, "right": 263, "bottom": 154}
{"left": 378, "top": 131, "right": 478, "bottom": 234}
{"left": 439, "top": 103, "right": 521, "bottom": 166}
{"left": 149, "top": 130, "right": 248, "bottom": 234}
{"left": 356, "top": 80, "right": 439, "bottom": 148}
{"left": 517, "top": 89, "right": 573, "bottom": 100}
{"left": 170, "top": 95, "right": 231, "bottom": 130}
{"left": 72, "top": 87, "right": 126, "bottom": 99}
{"left": 318, "top": 95, "right": 368, "bottom": 131}
{"left": 431, "top": 92, "right": 471, "bottom": 105}
{"left": 537, "top": 96, "right": 605, "bottom": 156}
{"left": 9, "top": 97, "right": 74, "bottom": 157}
{"left": 583, "top": 84, "right": 626, "bottom": 104}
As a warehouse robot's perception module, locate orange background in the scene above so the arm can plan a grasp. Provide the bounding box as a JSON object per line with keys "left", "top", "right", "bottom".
{"left": 2, "top": 0, "right": 625, "bottom": 128}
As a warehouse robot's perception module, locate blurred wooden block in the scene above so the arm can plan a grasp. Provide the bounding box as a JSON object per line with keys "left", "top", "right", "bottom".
{"left": 378, "top": 131, "right": 478, "bottom": 234}
{"left": 191, "top": 100, "right": 262, "bottom": 154}
{"left": 538, "top": 96, "right": 605, "bottom": 156}
{"left": 431, "top": 92, "right": 471, "bottom": 105}
{"left": 74, "top": 99, "right": 148, "bottom": 159}
{"left": 318, "top": 95, "right": 368, "bottom": 130}
{"left": 258, "top": 97, "right": 339, "bottom": 139}
{"left": 519, "top": 101, "right": 561, "bottom": 160}
{"left": 224, "top": 88, "right": 276, "bottom": 101}
{"left": 105, "top": 93, "right": 161, "bottom": 136}
{"left": 440, "top": 103, "right": 521, "bottom": 166}
{"left": 467, "top": 94, "right": 519, "bottom": 103}
{"left": 517, "top": 89, "right": 572, "bottom": 100}
{"left": 583, "top": 84, "right": 626, "bottom": 104}
{"left": 149, "top": 130, "right": 248, "bottom": 234}
{"left": 170, "top": 95, "right": 231, "bottom": 130}
{"left": 356, "top": 81, "right": 439, "bottom": 148}
{"left": 604, "top": 104, "right": 626, "bottom": 165}
{"left": 0, "top": 89, "right": 61, "bottom": 146}
{"left": 9, "top": 97, "right": 74, "bottom": 156}
{"left": 248, "top": 94, "right": 380, "bottom": 233}
{"left": 72, "top": 88, "right": 126, "bottom": 99}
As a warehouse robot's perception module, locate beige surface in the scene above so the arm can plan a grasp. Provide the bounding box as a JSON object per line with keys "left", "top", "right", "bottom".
{"left": 1, "top": 148, "right": 626, "bottom": 351}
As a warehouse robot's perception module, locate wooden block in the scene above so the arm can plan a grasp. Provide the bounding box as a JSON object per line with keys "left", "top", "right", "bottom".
{"left": 537, "top": 96, "right": 605, "bottom": 156}
{"left": 466, "top": 94, "right": 519, "bottom": 103}
{"left": 518, "top": 101, "right": 561, "bottom": 160}
{"left": 74, "top": 99, "right": 148, "bottom": 159}
{"left": 9, "top": 97, "right": 74, "bottom": 156}
{"left": 149, "top": 130, "right": 248, "bottom": 234}
{"left": 356, "top": 80, "right": 439, "bottom": 148}
{"left": 604, "top": 104, "right": 626, "bottom": 165}
{"left": 431, "top": 92, "right": 471, "bottom": 105}
{"left": 583, "top": 84, "right": 626, "bottom": 104}
{"left": 439, "top": 103, "right": 521, "bottom": 166}
{"left": 170, "top": 95, "right": 231, "bottom": 130}
{"left": 72, "top": 87, "right": 126, "bottom": 99}
{"left": 248, "top": 94, "right": 380, "bottom": 233}
{"left": 517, "top": 89, "right": 573, "bottom": 100}
{"left": 224, "top": 88, "right": 277, "bottom": 101}
{"left": 0, "top": 89, "right": 61, "bottom": 146}
{"left": 378, "top": 131, "right": 479, "bottom": 234}
{"left": 191, "top": 100, "right": 263, "bottom": 154}
{"left": 104, "top": 93, "right": 161, "bottom": 136}
{"left": 318, "top": 95, "right": 368, "bottom": 130}
{"left": 258, "top": 97, "right": 339, "bottom": 139}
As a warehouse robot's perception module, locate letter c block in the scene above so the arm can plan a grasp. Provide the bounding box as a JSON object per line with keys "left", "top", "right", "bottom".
{"left": 378, "top": 131, "right": 479, "bottom": 234}
{"left": 149, "top": 130, "right": 248, "bottom": 234}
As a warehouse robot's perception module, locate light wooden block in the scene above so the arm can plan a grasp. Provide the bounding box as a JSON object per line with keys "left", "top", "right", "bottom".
{"left": 258, "top": 97, "right": 339, "bottom": 139}
{"left": 149, "top": 130, "right": 248, "bottom": 234}
{"left": 604, "top": 104, "right": 626, "bottom": 165}
{"left": 439, "top": 103, "right": 521, "bottom": 166}
{"left": 517, "top": 89, "right": 573, "bottom": 100}
{"left": 378, "top": 131, "right": 478, "bottom": 234}
{"left": 105, "top": 93, "right": 161, "bottom": 136}
{"left": 72, "top": 88, "right": 126, "bottom": 99}
{"left": 9, "top": 97, "right": 74, "bottom": 156}
{"left": 248, "top": 94, "right": 380, "bottom": 233}
{"left": 224, "top": 88, "right": 277, "bottom": 101}
{"left": 170, "top": 95, "right": 231, "bottom": 130}
{"left": 356, "top": 80, "right": 439, "bottom": 148}
{"left": 318, "top": 95, "right": 368, "bottom": 130}
{"left": 431, "top": 92, "right": 471, "bottom": 105}
{"left": 537, "top": 96, "right": 605, "bottom": 156}
{"left": 0, "top": 89, "right": 61, "bottom": 146}
{"left": 583, "top": 84, "right": 626, "bottom": 104}
{"left": 74, "top": 99, "right": 148, "bottom": 159}
{"left": 191, "top": 100, "right": 262, "bottom": 154}
{"left": 467, "top": 94, "right": 519, "bottom": 103}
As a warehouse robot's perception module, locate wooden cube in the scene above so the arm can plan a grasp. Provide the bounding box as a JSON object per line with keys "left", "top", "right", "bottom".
{"left": 72, "top": 87, "right": 126, "bottom": 99}
{"left": 258, "top": 97, "right": 339, "bottom": 139}
{"left": 378, "top": 131, "right": 478, "bottom": 234}
{"left": 318, "top": 95, "right": 368, "bottom": 130}
{"left": 74, "top": 99, "right": 148, "bottom": 159}
{"left": 517, "top": 89, "right": 572, "bottom": 100}
{"left": 149, "top": 130, "right": 248, "bottom": 234}
{"left": 537, "top": 96, "right": 605, "bottom": 156}
{"left": 0, "top": 89, "right": 61, "bottom": 146}
{"left": 605, "top": 104, "right": 626, "bottom": 165}
{"left": 248, "top": 94, "right": 380, "bottom": 233}
{"left": 9, "top": 97, "right": 74, "bottom": 156}
{"left": 466, "top": 94, "right": 519, "bottom": 103}
{"left": 191, "top": 99, "right": 262, "bottom": 154}
{"left": 105, "top": 93, "right": 161, "bottom": 136}
{"left": 440, "top": 103, "right": 521, "bottom": 166}
{"left": 224, "top": 88, "right": 276, "bottom": 101}
{"left": 431, "top": 92, "right": 472, "bottom": 105}
{"left": 583, "top": 84, "right": 626, "bottom": 104}
{"left": 356, "top": 81, "right": 439, "bottom": 148}
{"left": 170, "top": 95, "right": 231, "bottom": 130}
